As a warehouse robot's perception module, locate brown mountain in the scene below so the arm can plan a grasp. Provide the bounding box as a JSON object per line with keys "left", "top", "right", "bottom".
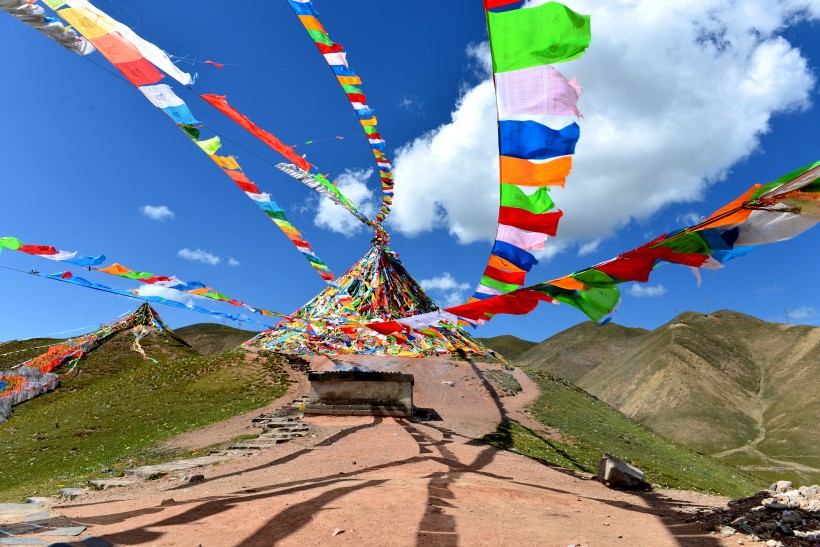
{"left": 516, "top": 310, "right": 820, "bottom": 486}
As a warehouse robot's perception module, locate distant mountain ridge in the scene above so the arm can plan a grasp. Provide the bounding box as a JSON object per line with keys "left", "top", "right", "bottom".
{"left": 500, "top": 310, "right": 820, "bottom": 486}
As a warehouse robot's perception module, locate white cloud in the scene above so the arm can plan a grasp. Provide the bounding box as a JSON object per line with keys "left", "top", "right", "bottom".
{"left": 420, "top": 272, "right": 471, "bottom": 308}
{"left": 578, "top": 239, "right": 602, "bottom": 256}
{"left": 178, "top": 248, "right": 221, "bottom": 265}
{"left": 390, "top": 2, "right": 817, "bottom": 257}
{"left": 676, "top": 212, "right": 703, "bottom": 227}
{"left": 399, "top": 95, "right": 425, "bottom": 116}
{"left": 314, "top": 169, "right": 377, "bottom": 235}
{"left": 789, "top": 306, "right": 816, "bottom": 320}
{"left": 628, "top": 284, "right": 668, "bottom": 298}
{"left": 228, "top": 257, "right": 241, "bottom": 267}
{"left": 140, "top": 205, "right": 175, "bottom": 221}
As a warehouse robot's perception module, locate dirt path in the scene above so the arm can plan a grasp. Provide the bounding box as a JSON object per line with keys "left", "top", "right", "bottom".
{"left": 47, "top": 356, "right": 739, "bottom": 546}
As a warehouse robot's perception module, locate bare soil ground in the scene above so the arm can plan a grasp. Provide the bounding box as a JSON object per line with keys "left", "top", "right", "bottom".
{"left": 43, "top": 356, "right": 742, "bottom": 546}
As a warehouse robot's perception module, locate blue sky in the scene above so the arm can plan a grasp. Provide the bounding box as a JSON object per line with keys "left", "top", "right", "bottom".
{"left": 1, "top": 0, "right": 818, "bottom": 343}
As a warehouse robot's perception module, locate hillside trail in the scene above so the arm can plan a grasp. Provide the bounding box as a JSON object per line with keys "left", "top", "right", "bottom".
{"left": 711, "top": 343, "right": 820, "bottom": 478}
{"left": 48, "top": 356, "right": 739, "bottom": 547}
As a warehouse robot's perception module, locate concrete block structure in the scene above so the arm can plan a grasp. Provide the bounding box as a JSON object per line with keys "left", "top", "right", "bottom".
{"left": 304, "top": 371, "right": 414, "bottom": 417}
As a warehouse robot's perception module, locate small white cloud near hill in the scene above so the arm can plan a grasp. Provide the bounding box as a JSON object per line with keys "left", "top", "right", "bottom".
{"left": 420, "top": 272, "right": 471, "bottom": 307}
{"left": 628, "top": 284, "right": 667, "bottom": 298}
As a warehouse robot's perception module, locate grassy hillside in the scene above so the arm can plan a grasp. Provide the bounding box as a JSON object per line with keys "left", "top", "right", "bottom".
{"left": 0, "top": 338, "right": 61, "bottom": 369}
{"left": 477, "top": 335, "right": 537, "bottom": 361}
{"left": 175, "top": 323, "right": 259, "bottom": 355}
{"left": 0, "top": 328, "right": 290, "bottom": 501}
{"left": 485, "top": 368, "right": 765, "bottom": 498}
{"left": 519, "top": 311, "right": 820, "bottom": 486}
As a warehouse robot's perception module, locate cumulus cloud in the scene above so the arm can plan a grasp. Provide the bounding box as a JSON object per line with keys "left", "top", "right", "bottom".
{"left": 789, "top": 306, "right": 816, "bottom": 320}
{"left": 420, "top": 272, "right": 471, "bottom": 308}
{"left": 399, "top": 95, "right": 425, "bottom": 116}
{"left": 314, "top": 169, "right": 378, "bottom": 235}
{"left": 390, "top": 2, "right": 817, "bottom": 255}
{"left": 676, "top": 212, "right": 703, "bottom": 227}
{"left": 628, "top": 284, "right": 668, "bottom": 298}
{"left": 140, "top": 205, "right": 175, "bottom": 221}
{"left": 228, "top": 257, "right": 241, "bottom": 267}
{"left": 178, "top": 248, "right": 221, "bottom": 265}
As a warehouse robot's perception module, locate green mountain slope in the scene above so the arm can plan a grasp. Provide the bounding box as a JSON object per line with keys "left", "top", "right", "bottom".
{"left": 477, "top": 334, "right": 537, "bottom": 361}
{"left": 0, "top": 322, "right": 289, "bottom": 502}
{"left": 486, "top": 368, "right": 764, "bottom": 498}
{"left": 518, "top": 311, "right": 820, "bottom": 486}
{"left": 175, "top": 323, "right": 259, "bottom": 355}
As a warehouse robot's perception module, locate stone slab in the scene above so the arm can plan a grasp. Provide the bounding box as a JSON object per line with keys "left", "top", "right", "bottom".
{"left": 0, "top": 539, "right": 47, "bottom": 545}
{"left": 88, "top": 479, "right": 134, "bottom": 490}
{"left": 39, "top": 526, "right": 87, "bottom": 537}
{"left": 125, "top": 455, "right": 230, "bottom": 478}
{"left": 0, "top": 505, "right": 42, "bottom": 515}
{"left": 58, "top": 488, "right": 85, "bottom": 501}
{"left": 0, "top": 525, "right": 43, "bottom": 536}
{"left": 23, "top": 514, "right": 47, "bottom": 523}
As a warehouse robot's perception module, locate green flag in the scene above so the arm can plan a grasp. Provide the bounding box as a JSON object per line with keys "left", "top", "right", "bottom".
{"left": 500, "top": 184, "right": 555, "bottom": 214}
{"left": 0, "top": 237, "right": 23, "bottom": 251}
{"left": 487, "top": 2, "right": 591, "bottom": 73}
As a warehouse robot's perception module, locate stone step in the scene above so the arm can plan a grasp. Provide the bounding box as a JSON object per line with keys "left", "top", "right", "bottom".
{"left": 259, "top": 431, "right": 308, "bottom": 440}
{"left": 227, "top": 442, "right": 277, "bottom": 450}
{"left": 125, "top": 455, "right": 231, "bottom": 479}
{"left": 261, "top": 426, "right": 308, "bottom": 433}
{"left": 88, "top": 478, "right": 135, "bottom": 490}
{"left": 58, "top": 488, "right": 86, "bottom": 501}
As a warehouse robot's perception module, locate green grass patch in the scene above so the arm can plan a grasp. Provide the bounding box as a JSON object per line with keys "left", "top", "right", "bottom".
{"left": 0, "top": 335, "right": 289, "bottom": 501}
{"left": 484, "top": 368, "right": 765, "bottom": 498}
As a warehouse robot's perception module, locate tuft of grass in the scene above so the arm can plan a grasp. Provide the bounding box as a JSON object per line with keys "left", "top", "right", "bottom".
{"left": 0, "top": 333, "right": 290, "bottom": 502}
{"left": 483, "top": 368, "right": 765, "bottom": 498}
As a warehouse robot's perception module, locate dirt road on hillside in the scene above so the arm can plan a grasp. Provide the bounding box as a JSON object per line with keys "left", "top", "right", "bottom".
{"left": 46, "top": 356, "right": 738, "bottom": 546}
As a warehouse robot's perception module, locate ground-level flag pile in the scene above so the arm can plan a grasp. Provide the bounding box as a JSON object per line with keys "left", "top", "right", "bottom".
{"left": 245, "top": 245, "right": 495, "bottom": 358}
{"left": 0, "top": 304, "right": 167, "bottom": 422}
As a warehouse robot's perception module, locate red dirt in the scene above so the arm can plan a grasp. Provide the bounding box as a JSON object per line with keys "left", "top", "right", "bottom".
{"left": 46, "top": 356, "right": 741, "bottom": 546}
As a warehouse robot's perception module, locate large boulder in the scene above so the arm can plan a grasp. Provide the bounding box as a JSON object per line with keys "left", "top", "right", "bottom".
{"left": 597, "top": 453, "right": 647, "bottom": 489}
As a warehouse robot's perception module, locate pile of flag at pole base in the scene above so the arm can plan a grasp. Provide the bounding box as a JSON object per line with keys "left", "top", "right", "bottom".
{"left": 245, "top": 245, "right": 496, "bottom": 359}
{"left": 0, "top": 303, "right": 169, "bottom": 421}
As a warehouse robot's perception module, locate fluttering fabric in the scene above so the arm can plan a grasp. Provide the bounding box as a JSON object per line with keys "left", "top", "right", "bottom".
{"left": 1, "top": 235, "right": 294, "bottom": 324}
{"left": 39, "top": 270, "right": 278, "bottom": 328}
{"left": 1, "top": 0, "right": 94, "bottom": 54}
{"left": 200, "top": 94, "right": 312, "bottom": 171}
{"left": 35, "top": 2, "right": 337, "bottom": 284}
{"left": 446, "top": 161, "right": 820, "bottom": 325}
{"left": 469, "top": 1, "right": 591, "bottom": 305}
{"left": 276, "top": 163, "right": 372, "bottom": 227}
{"left": 287, "top": 0, "right": 395, "bottom": 225}
{"left": 47, "top": 0, "right": 193, "bottom": 85}
{"left": 0, "top": 236, "right": 104, "bottom": 267}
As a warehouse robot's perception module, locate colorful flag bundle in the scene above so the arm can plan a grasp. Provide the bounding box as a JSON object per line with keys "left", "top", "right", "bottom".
{"left": 446, "top": 160, "right": 820, "bottom": 324}
{"left": 0, "top": 236, "right": 290, "bottom": 324}
{"left": 16, "top": 0, "right": 337, "bottom": 284}
{"left": 0, "top": 0, "right": 93, "bottom": 54}
{"left": 470, "top": 1, "right": 590, "bottom": 305}
{"left": 0, "top": 236, "right": 104, "bottom": 267}
{"left": 286, "top": 0, "right": 395, "bottom": 225}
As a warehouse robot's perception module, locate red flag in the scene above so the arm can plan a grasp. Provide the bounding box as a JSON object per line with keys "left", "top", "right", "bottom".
{"left": 200, "top": 94, "right": 312, "bottom": 171}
